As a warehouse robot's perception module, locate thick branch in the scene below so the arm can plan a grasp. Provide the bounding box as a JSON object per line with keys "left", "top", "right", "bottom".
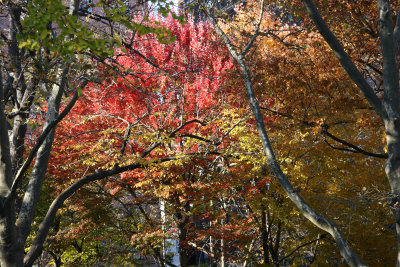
{"left": 302, "top": 0, "right": 386, "bottom": 120}
{"left": 23, "top": 156, "right": 175, "bottom": 266}
{"left": 322, "top": 125, "right": 388, "bottom": 159}
{"left": 6, "top": 81, "right": 87, "bottom": 205}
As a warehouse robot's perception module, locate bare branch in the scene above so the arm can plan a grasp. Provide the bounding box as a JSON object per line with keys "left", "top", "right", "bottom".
{"left": 180, "top": 133, "right": 212, "bottom": 143}
{"left": 241, "top": 0, "right": 265, "bottom": 57}
{"left": 302, "top": 0, "right": 387, "bottom": 120}
{"left": 277, "top": 234, "right": 327, "bottom": 264}
{"left": 140, "top": 119, "right": 206, "bottom": 158}
{"left": 260, "top": 107, "right": 387, "bottom": 159}
{"left": 321, "top": 125, "right": 388, "bottom": 159}
{"left": 260, "top": 106, "right": 317, "bottom": 127}
{"left": 169, "top": 119, "right": 205, "bottom": 137}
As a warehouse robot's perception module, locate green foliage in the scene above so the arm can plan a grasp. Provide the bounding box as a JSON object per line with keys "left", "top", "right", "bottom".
{"left": 19, "top": 0, "right": 114, "bottom": 58}
{"left": 18, "top": 0, "right": 182, "bottom": 56}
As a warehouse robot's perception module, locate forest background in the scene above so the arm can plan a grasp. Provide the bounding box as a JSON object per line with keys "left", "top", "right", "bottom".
{"left": 0, "top": 0, "right": 398, "bottom": 266}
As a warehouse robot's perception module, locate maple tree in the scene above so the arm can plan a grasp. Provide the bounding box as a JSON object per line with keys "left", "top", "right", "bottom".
{"left": 295, "top": 0, "right": 400, "bottom": 265}
{"left": 0, "top": 0, "right": 182, "bottom": 266}
{"left": 40, "top": 11, "right": 330, "bottom": 266}
{"left": 179, "top": 1, "right": 400, "bottom": 265}
{"left": 40, "top": 14, "right": 248, "bottom": 266}
{"left": 41, "top": 5, "right": 391, "bottom": 265}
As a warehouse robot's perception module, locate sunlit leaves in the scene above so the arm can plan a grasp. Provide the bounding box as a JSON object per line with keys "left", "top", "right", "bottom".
{"left": 19, "top": 0, "right": 113, "bottom": 57}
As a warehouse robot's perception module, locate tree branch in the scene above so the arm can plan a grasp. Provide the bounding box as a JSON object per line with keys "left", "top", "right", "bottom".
{"left": 207, "top": 5, "right": 366, "bottom": 266}
{"left": 260, "top": 106, "right": 317, "bottom": 127}
{"left": 277, "top": 234, "right": 327, "bottom": 264}
{"left": 302, "top": 0, "right": 387, "bottom": 120}
{"left": 241, "top": 0, "right": 264, "bottom": 57}
{"left": 321, "top": 124, "right": 388, "bottom": 159}
{"left": 169, "top": 119, "right": 205, "bottom": 137}
{"left": 5, "top": 80, "right": 88, "bottom": 207}
{"left": 180, "top": 134, "right": 212, "bottom": 143}
{"left": 140, "top": 119, "right": 205, "bottom": 158}
{"left": 260, "top": 107, "right": 386, "bottom": 159}
{"left": 23, "top": 155, "right": 175, "bottom": 266}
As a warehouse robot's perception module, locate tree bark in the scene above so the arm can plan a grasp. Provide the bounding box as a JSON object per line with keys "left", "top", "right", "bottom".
{"left": 16, "top": 66, "right": 68, "bottom": 250}
{"left": 0, "top": 94, "right": 22, "bottom": 267}
{"left": 0, "top": 4, "right": 24, "bottom": 266}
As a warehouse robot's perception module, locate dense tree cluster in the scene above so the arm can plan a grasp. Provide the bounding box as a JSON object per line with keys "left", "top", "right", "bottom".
{"left": 1, "top": 0, "right": 400, "bottom": 266}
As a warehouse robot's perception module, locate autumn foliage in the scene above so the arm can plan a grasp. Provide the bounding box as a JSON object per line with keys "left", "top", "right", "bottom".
{"left": 42, "top": 15, "right": 262, "bottom": 264}
{"left": 25, "top": 1, "right": 399, "bottom": 266}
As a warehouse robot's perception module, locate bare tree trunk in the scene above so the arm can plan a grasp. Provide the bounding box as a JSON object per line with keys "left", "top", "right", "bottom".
{"left": 16, "top": 66, "right": 68, "bottom": 250}
{"left": 0, "top": 4, "right": 25, "bottom": 266}
{"left": 0, "top": 1, "right": 80, "bottom": 265}
{"left": 0, "top": 101, "right": 22, "bottom": 267}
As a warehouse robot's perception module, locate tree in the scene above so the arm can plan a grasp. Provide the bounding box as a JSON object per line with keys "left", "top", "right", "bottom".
{"left": 201, "top": 0, "right": 400, "bottom": 265}
{"left": 42, "top": 14, "right": 242, "bottom": 266}
{"left": 0, "top": 0, "right": 179, "bottom": 266}
{"left": 227, "top": 5, "right": 393, "bottom": 264}
{"left": 299, "top": 0, "right": 400, "bottom": 265}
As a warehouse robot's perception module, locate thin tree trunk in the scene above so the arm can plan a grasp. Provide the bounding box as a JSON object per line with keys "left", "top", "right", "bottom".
{"left": 261, "top": 210, "right": 270, "bottom": 265}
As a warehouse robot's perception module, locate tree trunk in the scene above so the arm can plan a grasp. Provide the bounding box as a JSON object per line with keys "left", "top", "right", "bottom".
{"left": 17, "top": 66, "right": 67, "bottom": 251}
{"left": 384, "top": 119, "right": 400, "bottom": 266}
{"left": 261, "top": 210, "right": 270, "bottom": 265}
{"left": 0, "top": 74, "right": 23, "bottom": 267}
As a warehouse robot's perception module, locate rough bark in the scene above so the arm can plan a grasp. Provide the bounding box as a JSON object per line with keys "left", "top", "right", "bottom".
{"left": 0, "top": 4, "right": 25, "bottom": 267}
{"left": 376, "top": 1, "right": 400, "bottom": 265}
{"left": 8, "top": 5, "right": 28, "bottom": 176}
{"left": 0, "top": 1, "right": 82, "bottom": 265}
